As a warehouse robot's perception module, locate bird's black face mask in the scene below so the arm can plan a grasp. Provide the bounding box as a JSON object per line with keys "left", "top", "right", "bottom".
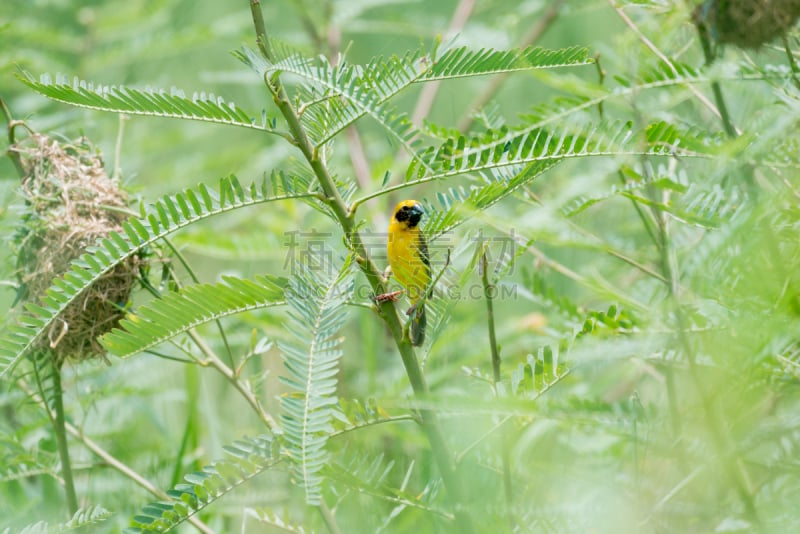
{"left": 396, "top": 204, "right": 424, "bottom": 227}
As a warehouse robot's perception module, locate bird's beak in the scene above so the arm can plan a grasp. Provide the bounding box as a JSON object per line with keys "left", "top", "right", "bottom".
{"left": 408, "top": 203, "right": 424, "bottom": 226}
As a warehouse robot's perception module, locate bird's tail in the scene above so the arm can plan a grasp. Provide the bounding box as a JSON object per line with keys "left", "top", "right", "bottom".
{"left": 410, "top": 302, "right": 426, "bottom": 346}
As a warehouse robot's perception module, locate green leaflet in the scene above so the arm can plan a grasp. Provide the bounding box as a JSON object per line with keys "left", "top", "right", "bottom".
{"left": 19, "top": 72, "right": 281, "bottom": 135}
{"left": 125, "top": 436, "right": 279, "bottom": 533}
{"left": 101, "top": 275, "right": 286, "bottom": 358}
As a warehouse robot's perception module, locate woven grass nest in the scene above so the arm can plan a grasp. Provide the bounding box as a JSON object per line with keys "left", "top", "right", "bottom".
{"left": 12, "top": 133, "right": 140, "bottom": 366}
{"left": 694, "top": 0, "right": 800, "bottom": 48}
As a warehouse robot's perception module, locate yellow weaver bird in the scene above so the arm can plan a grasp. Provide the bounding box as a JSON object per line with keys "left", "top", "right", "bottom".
{"left": 385, "top": 200, "right": 430, "bottom": 346}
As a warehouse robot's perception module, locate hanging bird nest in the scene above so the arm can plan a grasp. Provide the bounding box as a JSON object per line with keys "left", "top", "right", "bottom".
{"left": 12, "top": 133, "right": 140, "bottom": 366}
{"left": 694, "top": 0, "right": 800, "bottom": 49}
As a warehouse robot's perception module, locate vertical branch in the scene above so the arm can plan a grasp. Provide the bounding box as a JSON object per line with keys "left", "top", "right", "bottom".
{"left": 694, "top": 19, "right": 738, "bottom": 138}
{"left": 781, "top": 35, "right": 800, "bottom": 90}
{"left": 481, "top": 251, "right": 512, "bottom": 504}
{"left": 650, "top": 168, "right": 760, "bottom": 526}
{"left": 1, "top": 96, "right": 28, "bottom": 178}
{"left": 250, "top": 0, "right": 272, "bottom": 60}
{"left": 50, "top": 365, "right": 79, "bottom": 515}
{"left": 481, "top": 252, "right": 501, "bottom": 385}
{"left": 33, "top": 356, "right": 79, "bottom": 516}
{"left": 249, "top": 5, "right": 474, "bottom": 532}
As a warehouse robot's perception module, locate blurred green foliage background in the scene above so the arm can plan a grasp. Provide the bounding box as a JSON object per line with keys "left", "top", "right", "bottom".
{"left": 3, "top": 0, "right": 800, "bottom": 532}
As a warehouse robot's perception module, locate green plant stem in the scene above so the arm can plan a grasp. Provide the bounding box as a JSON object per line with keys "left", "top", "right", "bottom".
{"left": 480, "top": 252, "right": 512, "bottom": 504}
{"left": 781, "top": 35, "right": 800, "bottom": 90}
{"left": 481, "top": 253, "right": 502, "bottom": 386}
{"left": 318, "top": 500, "right": 342, "bottom": 534}
{"left": 1, "top": 96, "right": 28, "bottom": 178}
{"left": 707, "top": 80, "right": 737, "bottom": 138}
{"left": 135, "top": 248, "right": 277, "bottom": 431}
{"left": 276, "top": 77, "right": 477, "bottom": 532}
{"left": 619, "top": 171, "right": 661, "bottom": 249}
{"left": 694, "top": 21, "right": 738, "bottom": 138}
{"left": 249, "top": 5, "right": 474, "bottom": 531}
{"left": 170, "top": 363, "right": 200, "bottom": 487}
{"left": 652, "top": 187, "right": 760, "bottom": 527}
{"left": 50, "top": 365, "right": 79, "bottom": 516}
{"left": 249, "top": 0, "right": 272, "bottom": 59}
{"left": 18, "top": 379, "right": 219, "bottom": 533}
{"left": 189, "top": 329, "right": 278, "bottom": 431}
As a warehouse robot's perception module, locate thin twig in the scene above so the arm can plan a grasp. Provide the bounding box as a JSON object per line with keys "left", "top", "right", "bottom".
{"left": 112, "top": 114, "right": 127, "bottom": 181}
{"left": 1, "top": 96, "right": 28, "bottom": 178}
{"left": 18, "top": 379, "right": 216, "bottom": 534}
{"left": 480, "top": 251, "right": 512, "bottom": 504}
{"left": 609, "top": 0, "right": 738, "bottom": 134}
{"left": 189, "top": 329, "right": 278, "bottom": 431}
{"left": 694, "top": 15, "right": 739, "bottom": 138}
{"left": 135, "top": 250, "right": 278, "bottom": 431}
{"left": 481, "top": 252, "right": 502, "bottom": 386}
{"left": 782, "top": 34, "right": 800, "bottom": 90}
{"left": 317, "top": 499, "right": 343, "bottom": 534}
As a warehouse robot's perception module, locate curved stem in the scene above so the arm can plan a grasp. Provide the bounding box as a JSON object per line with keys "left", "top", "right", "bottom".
{"left": 1, "top": 96, "right": 28, "bottom": 178}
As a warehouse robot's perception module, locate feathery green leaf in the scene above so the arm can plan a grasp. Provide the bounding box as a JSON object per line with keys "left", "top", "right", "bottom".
{"left": 6, "top": 505, "right": 112, "bottom": 534}
{"left": 278, "top": 258, "right": 354, "bottom": 504}
{"left": 18, "top": 72, "right": 282, "bottom": 135}
{"left": 101, "top": 275, "right": 286, "bottom": 358}
{"left": 125, "top": 435, "right": 279, "bottom": 533}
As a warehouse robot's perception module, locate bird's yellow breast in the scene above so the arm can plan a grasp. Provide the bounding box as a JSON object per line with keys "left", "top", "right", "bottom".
{"left": 388, "top": 218, "right": 429, "bottom": 303}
